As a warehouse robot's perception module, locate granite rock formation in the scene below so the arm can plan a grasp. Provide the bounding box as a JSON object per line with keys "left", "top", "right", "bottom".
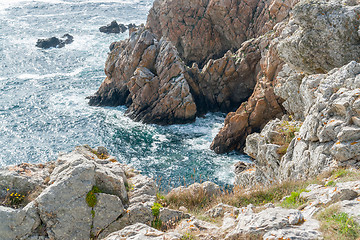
{"left": 233, "top": 0, "right": 360, "bottom": 187}
{"left": 89, "top": 0, "right": 297, "bottom": 126}
{"left": 0, "top": 146, "right": 157, "bottom": 240}
{"left": 237, "top": 62, "right": 360, "bottom": 187}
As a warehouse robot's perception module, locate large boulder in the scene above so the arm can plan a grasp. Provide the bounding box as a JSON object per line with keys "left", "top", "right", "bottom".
{"left": 0, "top": 146, "right": 157, "bottom": 240}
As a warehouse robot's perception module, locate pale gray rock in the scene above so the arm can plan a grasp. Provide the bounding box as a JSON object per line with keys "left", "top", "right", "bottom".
{"left": 168, "top": 181, "right": 220, "bottom": 199}
{"left": 263, "top": 228, "right": 322, "bottom": 240}
{"left": 206, "top": 203, "right": 240, "bottom": 218}
{"left": 241, "top": 62, "right": 360, "bottom": 187}
{"left": 0, "top": 146, "right": 157, "bottom": 240}
{"left": 35, "top": 156, "right": 95, "bottom": 240}
{"left": 301, "top": 181, "right": 360, "bottom": 205}
{"left": 336, "top": 199, "right": 360, "bottom": 224}
{"left": 102, "top": 223, "right": 182, "bottom": 240}
{"left": 93, "top": 193, "right": 125, "bottom": 235}
{"left": 158, "top": 208, "right": 190, "bottom": 225}
{"left": 225, "top": 207, "right": 305, "bottom": 239}
{"left": 0, "top": 203, "right": 40, "bottom": 240}
{"left": 238, "top": 119, "right": 302, "bottom": 187}
{"left": 278, "top": 0, "right": 360, "bottom": 74}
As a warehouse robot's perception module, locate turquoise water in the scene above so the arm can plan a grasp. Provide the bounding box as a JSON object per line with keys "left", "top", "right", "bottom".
{"left": 0, "top": 0, "right": 249, "bottom": 189}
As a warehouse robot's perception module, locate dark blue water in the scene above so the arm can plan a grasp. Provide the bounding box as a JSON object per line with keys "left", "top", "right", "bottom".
{"left": 0, "top": 0, "right": 249, "bottom": 189}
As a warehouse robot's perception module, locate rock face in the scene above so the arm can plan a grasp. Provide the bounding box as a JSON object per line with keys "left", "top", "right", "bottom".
{"left": 278, "top": 0, "right": 360, "bottom": 74}
{"left": 0, "top": 146, "right": 158, "bottom": 240}
{"left": 99, "top": 20, "right": 127, "bottom": 34}
{"left": 90, "top": 0, "right": 298, "bottom": 125}
{"left": 212, "top": 0, "right": 360, "bottom": 154}
{"left": 210, "top": 21, "right": 289, "bottom": 153}
{"left": 35, "top": 34, "right": 74, "bottom": 49}
{"left": 237, "top": 62, "right": 360, "bottom": 187}
{"left": 88, "top": 28, "right": 197, "bottom": 124}
{"left": 147, "top": 0, "right": 297, "bottom": 66}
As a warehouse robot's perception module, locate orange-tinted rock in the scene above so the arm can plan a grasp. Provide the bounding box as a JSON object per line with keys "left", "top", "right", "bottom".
{"left": 211, "top": 21, "right": 291, "bottom": 153}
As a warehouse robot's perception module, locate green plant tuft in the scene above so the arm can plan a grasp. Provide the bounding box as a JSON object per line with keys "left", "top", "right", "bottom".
{"left": 317, "top": 206, "right": 360, "bottom": 239}
{"left": 280, "top": 189, "right": 307, "bottom": 209}
{"left": 180, "top": 232, "right": 197, "bottom": 240}
{"left": 151, "top": 202, "right": 163, "bottom": 217}
{"left": 86, "top": 186, "right": 102, "bottom": 208}
{"left": 151, "top": 218, "right": 162, "bottom": 230}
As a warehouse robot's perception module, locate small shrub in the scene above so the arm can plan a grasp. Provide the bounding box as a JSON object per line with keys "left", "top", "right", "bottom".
{"left": 125, "top": 182, "right": 134, "bottom": 192}
{"left": 151, "top": 202, "right": 163, "bottom": 217}
{"left": 151, "top": 202, "right": 163, "bottom": 230}
{"left": 317, "top": 206, "right": 360, "bottom": 239}
{"left": 280, "top": 189, "right": 307, "bottom": 209}
{"left": 86, "top": 186, "right": 102, "bottom": 208}
{"left": 271, "top": 120, "right": 302, "bottom": 156}
{"left": 91, "top": 150, "right": 108, "bottom": 159}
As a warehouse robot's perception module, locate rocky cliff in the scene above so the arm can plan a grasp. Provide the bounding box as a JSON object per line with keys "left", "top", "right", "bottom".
{"left": 89, "top": 0, "right": 297, "bottom": 126}
{"left": 235, "top": 0, "right": 360, "bottom": 188}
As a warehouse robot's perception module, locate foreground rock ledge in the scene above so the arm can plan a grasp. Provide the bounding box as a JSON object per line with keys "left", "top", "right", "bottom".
{"left": 0, "top": 146, "right": 158, "bottom": 240}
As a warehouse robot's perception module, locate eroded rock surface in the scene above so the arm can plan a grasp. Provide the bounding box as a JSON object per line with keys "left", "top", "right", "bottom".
{"left": 278, "top": 0, "right": 360, "bottom": 74}
{"left": 88, "top": 29, "right": 197, "bottom": 124}
{"left": 237, "top": 61, "right": 360, "bottom": 187}
{"left": 90, "top": 0, "right": 298, "bottom": 126}
{"left": 0, "top": 146, "right": 157, "bottom": 240}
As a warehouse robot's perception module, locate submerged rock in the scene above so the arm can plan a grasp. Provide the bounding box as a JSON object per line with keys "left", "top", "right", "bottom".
{"left": 99, "top": 20, "right": 127, "bottom": 34}
{"left": 35, "top": 34, "right": 73, "bottom": 49}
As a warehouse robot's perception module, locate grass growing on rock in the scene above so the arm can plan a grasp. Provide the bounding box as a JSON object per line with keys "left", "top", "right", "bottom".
{"left": 86, "top": 186, "right": 102, "bottom": 208}
{"left": 317, "top": 205, "right": 360, "bottom": 240}
{"left": 151, "top": 202, "right": 163, "bottom": 230}
{"left": 271, "top": 120, "right": 302, "bottom": 156}
{"left": 280, "top": 189, "right": 307, "bottom": 209}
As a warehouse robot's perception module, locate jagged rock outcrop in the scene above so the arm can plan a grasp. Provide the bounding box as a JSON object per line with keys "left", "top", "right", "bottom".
{"left": 237, "top": 61, "right": 360, "bottom": 187}
{"left": 35, "top": 34, "right": 74, "bottom": 49}
{"left": 214, "top": 0, "right": 360, "bottom": 154}
{"left": 147, "top": 0, "right": 298, "bottom": 66}
{"left": 0, "top": 146, "right": 157, "bottom": 240}
{"left": 90, "top": 0, "right": 298, "bottom": 126}
{"left": 88, "top": 29, "right": 197, "bottom": 124}
{"left": 210, "top": 21, "right": 289, "bottom": 153}
{"left": 99, "top": 20, "right": 127, "bottom": 34}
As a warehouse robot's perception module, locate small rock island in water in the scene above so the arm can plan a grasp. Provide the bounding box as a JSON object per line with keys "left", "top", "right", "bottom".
{"left": 1, "top": 0, "right": 360, "bottom": 239}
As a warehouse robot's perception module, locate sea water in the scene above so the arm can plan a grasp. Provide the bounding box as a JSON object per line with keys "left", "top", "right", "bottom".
{"left": 0, "top": 0, "right": 249, "bottom": 189}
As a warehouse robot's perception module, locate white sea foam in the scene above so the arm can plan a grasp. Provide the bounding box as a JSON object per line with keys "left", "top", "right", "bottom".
{"left": 17, "top": 67, "right": 84, "bottom": 80}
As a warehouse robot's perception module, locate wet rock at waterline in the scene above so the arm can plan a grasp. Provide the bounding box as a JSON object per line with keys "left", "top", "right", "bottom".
{"left": 99, "top": 20, "right": 127, "bottom": 34}
{"left": 35, "top": 34, "right": 73, "bottom": 49}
